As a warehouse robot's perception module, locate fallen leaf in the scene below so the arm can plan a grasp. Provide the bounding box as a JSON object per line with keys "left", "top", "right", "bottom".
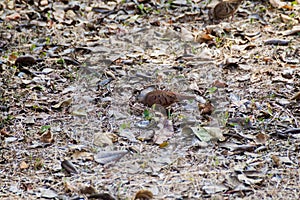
{"left": 80, "top": 185, "right": 96, "bottom": 195}
{"left": 237, "top": 173, "right": 263, "bottom": 185}
{"left": 202, "top": 184, "right": 228, "bottom": 194}
{"left": 254, "top": 133, "right": 269, "bottom": 144}
{"left": 269, "top": 0, "right": 287, "bottom": 8}
{"left": 72, "top": 151, "right": 94, "bottom": 161}
{"left": 93, "top": 132, "right": 113, "bottom": 146}
{"left": 153, "top": 118, "right": 174, "bottom": 145}
{"left": 219, "top": 142, "right": 256, "bottom": 152}
{"left": 198, "top": 102, "right": 214, "bottom": 115}
{"left": 5, "top": 13, "right": 21, "bottom": 21}
{"left": 52, "top": 98, "right": 73, "bottom": 109}
{"left": 40, "top": 188, "right": 58, "bottom": 199}
{"left": 291, "top": 91, "right": 300, "bottom": 100}
{"left": 61, "top": 160, "right": 78, "bottom": 174}
{"left": 20, "top": 161, "right": 29, "bottom": 169}
{"left": 94, "top": 150, "right": 128, "bottom": 165}
{"left": 134, "top": 189, "right": 153, "bottom": 200}
{"left": 40, "top": 129, "right": 54, "bottom": 143}
{"left": 88, "top": 193, "right": 115, "bottom": 200}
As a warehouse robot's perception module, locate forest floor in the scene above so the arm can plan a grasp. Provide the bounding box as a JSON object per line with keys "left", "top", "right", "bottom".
{"left": 1, "top": 0, "right": 300, "bottom": 199}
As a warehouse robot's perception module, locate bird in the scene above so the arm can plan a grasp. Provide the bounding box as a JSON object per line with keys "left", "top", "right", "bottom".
{"left": 211, "top": 0, "right": 243, "bottom": 20}
{"left": 140, "top": 90, "right": 195, "bottom": 107}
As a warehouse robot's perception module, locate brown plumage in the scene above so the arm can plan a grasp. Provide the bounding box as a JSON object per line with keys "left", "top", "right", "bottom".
{"left": 212, "top": 0, "right": 243, "bottom": 20}
{"left": 141, "top": 90, "right": 195, "bottom": 107}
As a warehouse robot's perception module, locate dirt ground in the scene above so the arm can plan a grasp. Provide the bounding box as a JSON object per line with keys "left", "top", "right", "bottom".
{"left": 1, "top": 0, "right": 300, "bottom": 199}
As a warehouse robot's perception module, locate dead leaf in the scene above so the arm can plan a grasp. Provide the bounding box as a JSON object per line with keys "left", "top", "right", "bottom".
{"left": 134, "top": 189, "right": 153, "bottom": 200}
{"left": 20, "top": 161, "right": 29, "bottom": 169}
{"left": 5, "top": 13, "right": 21, "bottom": 21}
{"left": 80, "top": 185, "right": 96, "bottom": 195}
{"left": 88, "top": 193, "right": 115, "bottom": 200}
{"left": 254, "top": 133, "right": 269, "bottom": 144}
{"left": 195, "top": 32, "right": 214, "bottom": 43}
{"left": 198, "top": 102, "right": 214, "bottom": 115}
{"left": 40, "top": 188, "right": 58, "bottom": 199}
{"left": 202, "top": 184, "right": 228, "bottom": 194}
{"left": 72, "top": 151, "right": 94, "bottom": 161}
{"left": 153, "top": 118, "right": 174, "bottom": 145}
{"left": 94, "top": 150, "right": 128, "bottom": 165}
{"left": 291, "top": 91, "right": 300, "bottom": 100}
{"left": 212, "top": 80, "right": 227, "bottom": 88}
{"left": 219, "top": 142, "right": 256, "bottom": 152}
{"left": 271, "top": 155, "right": 281, "bottom": 166}
{"left": 40, "top": 129, "right": 54, "bottom": 143}
{"left": 237, "top": 173, "right": 263, "bottom": 185}
{"left": 93, "top": 132, "right": 113, "bottom": 146}
{"left": 61, "top": 160, "right": 78, "bottom": 174}
{"left": 52, "top": 97, "right": 73, "bottom": 109}
{"left": 269, "top": 0, "right": 287, "bottom": 8}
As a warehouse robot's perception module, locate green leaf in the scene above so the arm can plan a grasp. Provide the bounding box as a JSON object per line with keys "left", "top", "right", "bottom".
{"left": 40, "top": 125, "right": 51, "bottom": 133}
{"left": 208, "top": 87, "right": 217, "bottom": 94}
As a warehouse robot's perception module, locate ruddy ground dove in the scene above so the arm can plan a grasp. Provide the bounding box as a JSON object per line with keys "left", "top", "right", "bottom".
{"left": 141, "top": 90, "right": 195, "bottom": 107}
{"left": 211, "top": 0, "right": 243, "bottom": 20}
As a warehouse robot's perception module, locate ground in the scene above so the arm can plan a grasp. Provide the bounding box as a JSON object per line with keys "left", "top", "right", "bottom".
{"left": 1, "top": 0, "right": 300, "bottom": 199}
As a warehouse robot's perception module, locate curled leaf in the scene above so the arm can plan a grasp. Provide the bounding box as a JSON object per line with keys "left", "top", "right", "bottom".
{"left": 61, "top": 160, "right": 78, "bottom": 174}
{"left": 134, "top": 190, "right": 153, "bottom": 200}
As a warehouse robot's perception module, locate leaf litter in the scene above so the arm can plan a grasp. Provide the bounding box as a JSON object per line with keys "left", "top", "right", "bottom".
{"left": 1, "top": 0, "right": 300, "bottom": 199}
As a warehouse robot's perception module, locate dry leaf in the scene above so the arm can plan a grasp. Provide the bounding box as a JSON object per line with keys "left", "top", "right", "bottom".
{"left": 291, "top": 91, "right": 300, "bottom": 100}
{"left": 88, "top": 193, "right": 115, "bottom": 200}
{"left": 153, "top": 118, "right": 174, "bottom": 145}
{"left": 134, "top": 189, "right": 153, "bottom": 200}
{"left": 80, "top": 185, "right": 96, "bottom": 195}
{"left": 202, "top": 184, "right": 228, "bottom": 194}
{"left": 271, "top": 155, "right": 281, "bottom": 166}
{"left": 93, "top": 132, "right": 113, "bottom": 147}
{"left": 52, "top": 98, "right": 73, "bottom": 109}
{"left": 269, "top": 0, "right": 287, "bottom": 8}
{"left": 237, "top": 173, "right": 263, "bottom": 185}
{"left": 219, "top": 142, "right": 256, "bottom": 152}
{"left": 198, "top": 102, "right": 214, "bottom": 115}
{"left": 20, "top": 161, "right": 29, "bottom": 169}
{"left": 254, "top": 133, "right": 269, "bottom": 144}
{"left": 40, "top": 130, "right": 54, "bottom": 143}
{"left": 72, "top": 151, "right": 94, "bottom": 160}
{"left": 61, "top": 160, "right": 78, "bottom": 174}
{"left": 94, "top": 150, "right": 128, "bottom": 165}
{"left": 5, "top": 13, "right": 21, "bottom": 21}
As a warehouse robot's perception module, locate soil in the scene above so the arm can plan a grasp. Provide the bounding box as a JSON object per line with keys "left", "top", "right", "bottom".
{"left": 1, "top": 0, "right": 300, "bottom": 199}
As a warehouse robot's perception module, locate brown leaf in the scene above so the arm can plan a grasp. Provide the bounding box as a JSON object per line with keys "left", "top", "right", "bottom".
{"left": 40, "top": 130, "right": 54, "bottom": 143}
{"left": 88, "top": 193, "right": 115, "bottom": 200}
{"left": 291, "top": 91, "right": 300, "bottom": 100}
{"left": 195, "top": 32, "right": 214, "bottom": 43}
{"left": 212, "top": 80, "right": 227, "bottom": 88}
{"left": 80, "top": 185, "right": 96, "bottom": 195}
{"left": 134, "top": 190, "right": 153, "bottom": 200}
{"left": 271, "top": 155, "right": 281, "bottom": 166}
{"left": 20, "top": 161, "right": 29, "bottom": 169}
{"left": 198, "top": 102, "right": 214, "bottom": 115}
{"left": 5, "top": 13, "right": 21, "bottom": 21}
{"left": 0, "top": 128, "right": 11, "bottom": 137}
{"left": 72, "top": 151, "right": 94, "bottom": 161}
{"left": 254, "top": 133, "right": 269, "bottom": 144}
